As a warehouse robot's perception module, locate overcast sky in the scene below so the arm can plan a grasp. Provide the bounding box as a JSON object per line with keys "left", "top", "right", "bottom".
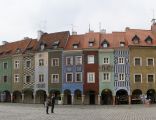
{"left": 0, "top": 0, "right": 155, "bottom": 42}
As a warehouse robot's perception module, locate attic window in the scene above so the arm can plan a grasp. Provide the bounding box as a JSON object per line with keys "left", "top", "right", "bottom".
{"left": 52, "top": 41, "right": 60, "bottom": 48}
{"left": 120, "top": 42, "right": 125, "bottom": 47}
{"left": 101, "top": 40, "right": 109, "bottom": 48}
{"left": 40, "top": 44, "right": 45, "bottom": 50}
{"left": 132, "top": 35, "right": 140, "bottom": 44}
{"left": 145, "top": 36, "right": 152, "bottom": 44}
{"left": 88, "top": 39, "right": 95, "bottom": 47}
{"left": 5, "top": 50, "right": 11, "bottom": 54}
{"left": 16, "top": 48, "right": 21, "bottom": 53}
{"left": 72, "top": 41, "right": 80, "bottom": 49}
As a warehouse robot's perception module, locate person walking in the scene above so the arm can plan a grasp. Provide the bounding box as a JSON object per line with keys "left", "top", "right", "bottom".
{"left": 51, "top": 93, "right": 56, "bottom": 113}
{"left": 45, "top": 97, "right": 50, "bottom": 114}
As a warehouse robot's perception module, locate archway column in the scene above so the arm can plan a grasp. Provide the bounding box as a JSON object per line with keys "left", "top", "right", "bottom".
{"left": 81, "top": 94, "right": 85, "bottom": 104}
{"left": 33, "top": 92, "right": 36, "bottom": 104}
{"left": 113, "top": 96, "right": 115, "bottom": 105}
{"left": 71, "top": 94, "right": 74, "bottom": 105}
{"left": 98, "top": 95, "right": 101, "bottom": 105}
{"left": 22, "top": 93, "right": 24, "bottom": 103}
{"left": 129, "top": 95, "right": 131, "bottom": 104}
{"left": 11, "top": 93, "right": 13, "bottom": 103}
{"left": 61, "top": 93, "right": 64, "bottom": 105}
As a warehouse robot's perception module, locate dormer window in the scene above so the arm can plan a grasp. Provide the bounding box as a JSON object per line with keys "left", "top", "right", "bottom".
{"left": 72, "top": 41, "right": 79, "bottom": 49}
{"left": 52, "top": 41, "right": 60, "bottom": 48}
{"left": 16, "top": 48, "right": 21, "bottom": 53}
{"left": 40, "top": 44, "right": 45, "bottom": 50}
{"left": 120, "top": 42, "right": 125, "bottom": 47}
{"left": 101, "top": 40, "right": 109, "bottom": 48}
{"left": 145, "top": 36, "right": 152, "bottom": 44}
{"left": 88, "top": 39, "right": 95, "bottom": 47}
{"left": 132, "top": 35, "right": 140, "bottom": 44}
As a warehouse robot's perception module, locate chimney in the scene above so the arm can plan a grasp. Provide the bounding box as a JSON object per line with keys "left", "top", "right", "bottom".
{"left": 37, "top": 30, "right": 44, "bottom": 41}
{"left": 151, "top": 19, "right": 156, "bottom": 33}
{"left": 2, "top": 41, "right": 8, "bottom": 45}
{"left": 100, "top": 29, "right": 106, "bottom": 34}
{"left": 72, "top": 31, "right": 77, "bottom": 35}
{"left": 125, "top": 27, "right": 130, "bottom": 31}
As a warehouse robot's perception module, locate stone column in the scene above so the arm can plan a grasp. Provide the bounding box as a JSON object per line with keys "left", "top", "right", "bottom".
{"left": 33, "top": 92, "right": 36, "bottom": 104}
{"left": 81, "top": 94, "right": 85, "bottom": 104}
{"left": 71, "top": 94, "right": 74, "bottom": 105}
{"left": 113, "top": 96, "right": 116, "bottom": 105}
{"left": 11, "top": 93, "right": 13, "bottom": 103}
{"left": 22, "top": 93, "right": 24, "bottom": 103}
{"left": 128, "top": 95, "right": 131, "bottom": 105}
{"left": 98, "top": 95, "right": 101, "bottom": 105}
{"left": 61, "top": 94, "right": 64, "bottom": 105}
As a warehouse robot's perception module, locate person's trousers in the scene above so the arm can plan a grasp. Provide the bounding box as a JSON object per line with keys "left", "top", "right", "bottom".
{"left": 51, "top": 104, "right": 54, "bottom": 113}
{"left": 46, "top": 106, "right": 49, "bottom": 114}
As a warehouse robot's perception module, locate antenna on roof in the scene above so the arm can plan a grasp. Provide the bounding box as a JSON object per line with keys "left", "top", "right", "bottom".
{"left": 71, "top": 24, "right": 77, "bottom": 35}
{"left": 89, "top": 24, "right": 91, "bottom": 32}
{"left": 99, "top": 22, "right": 101, "bottom": 32}
{"left": 151, "top": 9, "right": 156, "bottom": 25}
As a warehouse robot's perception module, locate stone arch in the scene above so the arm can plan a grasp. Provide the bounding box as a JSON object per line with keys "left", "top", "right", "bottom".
{"left": 1, "top": 90, "right": 11, "bottom": 102}
{"left": 36, "top": 90, "right": 46, "bottom": 104}
{"left": 131, "top": 89, "right": 142, "bottom": 104}
{"left": 13, "top": 91, "right": 22, "bottom": 103}
{"left": 101, "top": 89, "right": 113, "bottom": 105}
{"left": 146, "top": 89, "right": 156, "bottom": 103}
{"left": 23, "top": 89, "right": 33, "bottom": 103}
{"left": 116, "top": 89, "right": 128, "bottom": 105}
{"left": 74, "top": 89, "right": 82, "bottom": 105}
{"left": 64, "top": 89, "right": 71, "bottom": 105}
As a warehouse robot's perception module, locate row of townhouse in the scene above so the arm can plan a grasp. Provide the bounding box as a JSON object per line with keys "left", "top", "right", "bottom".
{"left": 0, "top": 23, "right": 156, "bottom": 105}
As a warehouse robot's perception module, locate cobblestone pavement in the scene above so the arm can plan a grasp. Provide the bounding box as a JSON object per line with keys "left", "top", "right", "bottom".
{"left": 0, "top": 103, "right": 156, "bottom": 120}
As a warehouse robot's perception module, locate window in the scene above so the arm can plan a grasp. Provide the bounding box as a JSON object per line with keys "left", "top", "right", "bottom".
{"left": 87, "top": 72, "right": 95, "bottom": 83}
{"left": 120, "top": 42, "right": 125, "bottom": 47}
{"left": 66, "top": 73, "right": 73, "bottom": 82}
{"left": 14, "top": 74, "right": 19, "bottom": 83}
{"left": 51, "top": 58, "right": 59, "bottom": 66}
{"left": 40, "top": 44, "right": 45, "bottom": 50}
{"left": 39, "top": 59, "right": 44, "bottom": 66}
{"left": 3, "top": 62, "right": 8, "bottom": 69}
{"left": 88, "top": 55, "right": 94, "bottom": 64}
{"left": 134, "top": 74, "right": 142, "bottom": 83}
{"left": 132, "top": 35, "right": 140, "bottom": 44}
{"left": 66, "top": 57, "right": 73, "bottom": 65}
{"left": 118, "top": 57, "right": 125, "bottom": 64}
{"left": 89, "top": 42, "right": 93, "bottom": 47}
{"left": 103, "top": 73, "right": 110, "bottom": 81}
{"left": 103, "top": 57, "right": 109, "bottom": 64}
{"left": 75, "top": 72, "right": 82, "bottom": 82}
{"left": 26, "top": 60, "right": 31, "bottom": 68}
{"left": 73, "top": 45, "right": 78, "bottom": 48}
{"left": 3, "top": 76, "right": 7, "bottom": 83}
{"left": 103, "top": 43, "right": 108, "bottom": 48}
{"left": 39, "top": 74, "right": 44, "bottom": 82}
{"left": 134, "top": 58, "right": 141, "bottom": 66}
{"left": 14, "top": 60, "right": 20, "bottom": 69}
{"left": 147, "top": 74, "right": 154, "bottom": 82}
{"left": 51, "top": 74, "right": 59, "bottom": 83}
{"left": 119, "top": 73, "right": 125, "bottom": 81}
{"left": 25, "top": 75, "right": 31, "bottom": 83}
{"left": 147, "top": 58, "right": 154, "bottom": 66}
{"left": 75, "top": 56, "right": 82, "bottom": 65}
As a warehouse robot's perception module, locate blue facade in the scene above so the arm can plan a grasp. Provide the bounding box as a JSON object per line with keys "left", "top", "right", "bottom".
{"left": 62, "top": 51, "right": 83, "bottom": 94}
{"left": 114, "top": 48, "right": 130, "bottom": 95}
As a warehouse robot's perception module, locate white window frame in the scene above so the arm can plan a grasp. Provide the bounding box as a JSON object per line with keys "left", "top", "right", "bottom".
{"left": 134, "top": 74, "right": 142, "bottom": 83}
{"left": 3, "top": 62, "right": 8, "bottom": 69}
{"left": 87, "top": 72, "right": 95, "bottom": 83}
{"left": 75, "top": 56, "right": 82, "bottom": 65}
{"left": 102, "top": 72, "right": 110, "bottom": 82}
{"left": 25, "top": 75, "right": 31, "bottom": 83}
{"left": 66, "top": 73, "right": 73, "bottom": 82}
{"left": 118, "top": 73, "right": 125, "bottom": 81}
{"left": 26, "top": 60, "right": 31, "bottom": 68}
{"left": 51, "top": 58, "right": 59, "bottom": 66}
{"left": 14, "top": 74, "right": 19, "bottom": 83}
{"left": 66, "top": 57, "right": 73, "bottom": 65}
{"left": 88, "top": 55, "right": 94, "bottom": 64}
{"left": 39, "top": 74, "right": 44, "bottom": 82}
{"left": 146, "top": 58, "right": 154, "bottom": 66}
{"left": 14, "top": 60, "right": 20, "bottom": 69}
{"left": 103, "top": 43, "right": 108, "bottom": 48}
{"left": 118, "top": 57, "right": 125, "bottom": 64}
{"left": 134, "top": 57, "right": 142, "bottom": 66}
{"left": 103, "top": 57, "right": 110, "bottom": 64}
{"left": 39, "top": 59, "right": 44, "bottom": 66}
{"left": 75, "top": 72, "right": 82, "bottom": 82}
{"left": 51, "top": 74, "right": 59, "bottom": 83}
{"left": 89, "top": 42, "right": 93, "bottom": 47}
{"left": 147, "top": 74, "right": 155, "bottom": 83}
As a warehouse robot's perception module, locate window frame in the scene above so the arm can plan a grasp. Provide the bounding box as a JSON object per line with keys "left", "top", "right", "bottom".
{"left": 87, "top": 72, "right": 95, "bottom": 83}
{"left": 88, "top": 55, "right": 95, "bottom": 64}
{"left": 51, "top": 58, "right": 59, "bottom": 66}
{"left": 51, "top": 74, "right": 59, "bottom": 83}
{"left": 66, "top": 73, "right": 73, "bottom": 82}
{"left": 134, "top": 57, "right": 142, "bottom": 66}
{"left": 75, "top": 72, "right": 82, "bottom": 82}
{"left": 134, "top": 74, "right": 142, "bottom": 83}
